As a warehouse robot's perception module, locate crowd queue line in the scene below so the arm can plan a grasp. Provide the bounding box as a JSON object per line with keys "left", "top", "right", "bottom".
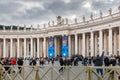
{"left": 0, "top": 52, "right": 120, "bottom": 78}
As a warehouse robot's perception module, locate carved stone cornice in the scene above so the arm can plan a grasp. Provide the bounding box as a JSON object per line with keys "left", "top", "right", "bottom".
{"left": 0, "top": 12, "right": 120, "bottom": 36}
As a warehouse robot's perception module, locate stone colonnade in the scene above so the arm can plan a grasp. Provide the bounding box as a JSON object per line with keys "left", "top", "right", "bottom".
{"left": 0, "top": 27, "right": 120, "bottom": 58}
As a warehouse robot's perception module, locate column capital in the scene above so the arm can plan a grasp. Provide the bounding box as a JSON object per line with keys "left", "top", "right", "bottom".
{"left": 99, "top": 29, "right": 103, "bottom": 31}
{"left": 74, "top": 33, "right": 78, "bottom": 35}
{"left": 62, "top": 34, "right": 68, "bottom": 36}
{"left": 37, "top": 37, "right": 40, "bottom": 39}
{"left": 48, "top": 35, "right": 54, "bottom": 38}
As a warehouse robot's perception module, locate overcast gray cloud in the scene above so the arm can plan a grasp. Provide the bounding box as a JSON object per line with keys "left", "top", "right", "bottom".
{"left": 0, "top": 0, "right": 120, "bottom": 27}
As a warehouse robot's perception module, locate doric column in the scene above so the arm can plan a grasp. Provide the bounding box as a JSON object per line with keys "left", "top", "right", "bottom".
{"left": 0, "top": 43, "right": 1, "bottom": 58}
{"left": 46, "top": 39, "right": 48, "bottom": 57}
{"left": 94, "top": 33, "right": 98, "bottom": 56}
{"left": 37, "top": 38, "right": 40, "bottom": 58}
{"left": 40, "top": 39, "right": 43, "bottom": 57}
{"left": 78, "top": 36, "right": 81, "bottom": 54}
{"left": 82, "top": 33, "right": 85, "bottom": 57}
{"left": 3, "top": 38, "right": 6, "bottom": 58}
{"left": 26, "top": 40, "right": 28, "bottom": 56}
{"left": 90, "top": 32, "right": 94, "bottom": 56}
{"left": 86, "top": 35, "right": 89, "bottom": 56}
{"left": 19, "top": 41, "right": 21, "bottom": 57}
{"left": 109, "top": 28, "right": 113, "bottom": 55}
{"left": 13, "top": 40, "right": 15, "bottom": 57}
{"left": 24, "top": 38, "right": 26, "bottom": 58}
{"left": 68, "top": 35, "right": 71, "bottom": 57}
{"left": 104, "top": 32, "right": 107, "bottom": 55}
{"left": 75, "top": 34, "right": 78, "bottom": 54}
{"left": 6, "top": 39, "right": 8, "bottom": 57}
{"left": 43, "top": 37, "right": 46, "bottom": 57}
{"left": 17, "top": 38, "right": 20, "bottom": 58}
{"left": 119, "top": 27, "right": 120, "bottom": 54}
{"left": 10, "top": 38, "right": 13, "bottom": 57}
{"left": 99, "top": 30, "right": 103, "bottom": 55}
{"left": 30, "top": 38, "right": 33, "bottom": 57}
{"left": 114, "top": 30, "right": 117, "bottom": 54}
{"left": 54, "top": 37, "right": 57, "bottom": 57}
{"left": 33, "top": 39, "right": 36, "bottom": 57}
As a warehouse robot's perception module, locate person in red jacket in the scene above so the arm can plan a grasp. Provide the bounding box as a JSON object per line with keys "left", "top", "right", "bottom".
{"left": 11, "top": 58, "right": 16, "bottom": 65}
{"left": 10, "top": 57, "right": 16, "bottom": 73}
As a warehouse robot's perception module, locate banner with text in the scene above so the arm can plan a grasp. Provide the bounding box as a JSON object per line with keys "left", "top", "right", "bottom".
{"left": 48, "top": 37, "right": 54, "bottom": 58}
{"left": 62, "top": 35, "right": 68, "bottom": 57}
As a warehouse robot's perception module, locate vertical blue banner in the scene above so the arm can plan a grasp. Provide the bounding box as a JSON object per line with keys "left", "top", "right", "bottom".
{"left": 62, "top": 35, "right": 68, "bottom": 57}
{"left": 48, "top": 37, "right": 54, "bottom": 58}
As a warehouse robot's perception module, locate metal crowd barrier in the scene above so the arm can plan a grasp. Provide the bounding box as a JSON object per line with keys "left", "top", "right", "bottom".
{"left": 0, "top": 64, "right": 120, "bottom": 80}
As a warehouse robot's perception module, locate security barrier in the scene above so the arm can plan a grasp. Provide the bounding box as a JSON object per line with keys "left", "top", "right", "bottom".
{"left": 0, "top": 64, "right": 120, "bottom": 80}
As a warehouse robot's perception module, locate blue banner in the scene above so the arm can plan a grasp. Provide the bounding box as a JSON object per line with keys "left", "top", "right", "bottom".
{"left": 62, "top": 35, "right": 68, "bottom": 57}
{"left": 48, "top": 37, "right": 54, "bottom": 58}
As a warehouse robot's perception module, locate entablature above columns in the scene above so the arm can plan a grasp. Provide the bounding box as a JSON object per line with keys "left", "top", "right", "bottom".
{"left": 0, "top": 13, "right": 120, "bottom": 37}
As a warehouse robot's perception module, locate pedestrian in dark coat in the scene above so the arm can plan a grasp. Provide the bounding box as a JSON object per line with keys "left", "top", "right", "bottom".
{"left": 104, "top": 56, "right": 109, "bottom": 66}
{"left": 82, "top": 57, "right": 88, "bottom": 66}
{"left": 17, "top": 58, "right": 23, "bottom": 73}
{"left": 74, "top": 57, "right": 79, "bottom": 66}
{"left": 51, "top": 58, "right": 54, "bottom": 66}
{"left": 59, "top": 57, "right": 64, "bottom": 72}
{"left": 93, "top": 52, "right": 104, "bottom": 76}
{"left": 32, "top": 58, "right": 37, "bottom": 66}
{"left": 108, "top": 55, "right": 117, "bottom": 80}
{"left": 109, "top": 55, "right": 116, "bottom": 66}
{"left": 4, "top": 58, "right": 11, "bottom": 74}
{"left": 67, "top": 58, "right": 72, "bottom": 66}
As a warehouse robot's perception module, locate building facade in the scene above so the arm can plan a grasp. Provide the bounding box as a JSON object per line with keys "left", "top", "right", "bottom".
{"left": 0, "top": 7, "right": 120, "bottom": 58}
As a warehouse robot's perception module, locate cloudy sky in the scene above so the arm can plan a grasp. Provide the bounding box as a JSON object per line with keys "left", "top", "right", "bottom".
{"left": 0, "top": 0, "right": 120, "bottom": 27}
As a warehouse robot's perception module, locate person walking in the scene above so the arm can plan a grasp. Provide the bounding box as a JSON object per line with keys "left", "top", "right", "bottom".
{"left": 4, "top": 58, "right": 11, "bottom": 74}
{"left": 93, "top": 52, "right": 104, "bottom": 76}
{"left": 108, "top": 55, "right": 117, "bottom": 80}
{"left": 17, "top": 57, "right": 23, "bottom": 73}
{"left": 51, "top": 58, "right": 54, "bottom": 66}
{"left": 59, "top": 57, "right": 64, "bottom": 72}
{"left": 32, "top": 58, "right": 37, "bottom": 66}
{"left": 11, "top": 57, "right": 17, "bottom": 73}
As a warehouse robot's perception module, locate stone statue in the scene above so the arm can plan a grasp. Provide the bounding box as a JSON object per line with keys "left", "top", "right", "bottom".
{"left": 66, "top": 18, "right": 68, "bottom": 24}
{"left": 37, "top": 24, "right": 40, "bottom": 29}
{"left": 24, "top": 25, "right": 26, "bottom": 30}
{"left": 52, "top": 21, "right": 54, "bottom": 26}
{"left": 3, "top": 25, "right": 5, "bottom": 30}
{"left": 118, "top": 6, "right": 120, "bottom": 12}
{"left": 44, "top": 24, "right": 46, "bottom": 28}
{"left": 48, "top": 21, "right": 50, "bottom": 27}
{"left": 62, "top": 19, "right": 64, "bottom": 24}
{"left": 75, "top": 18, "right": 77, "bottom": 23}
{"left": 11, "top": 25, "right": 12, "bottom": 30}
{"left": 83, "top": 16, "right": 85, "bottom": 22}
{"left": 109, "top": 8, "right": 112, "bottom": 15}
{"left": 31, "top": 25, "right": 33, "bottom": 30}
{"left": 57, "top": 16, "right": 62, "bottom": 25}
{"left": 90, "top": 13, "right": 93, "bottom": 20}
{"left": 17, "top": 25, "right": 20, "bottom": 30}
{"left": 100, "top": 10, "right": 103, "bottom": 18}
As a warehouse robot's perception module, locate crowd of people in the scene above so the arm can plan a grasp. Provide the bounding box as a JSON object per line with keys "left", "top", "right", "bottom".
{"left": 0, "top": 57, "right": 23, "bottom": 74}
{"left": 0, "top": 53, "right": 120, "bottom": 76}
